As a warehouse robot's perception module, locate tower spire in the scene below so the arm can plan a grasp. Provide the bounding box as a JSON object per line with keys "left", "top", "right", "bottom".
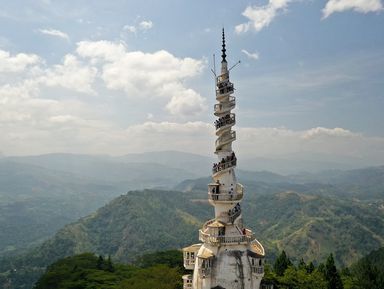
{"left": 221, "top": 28, "right": 227, "bottom": 63}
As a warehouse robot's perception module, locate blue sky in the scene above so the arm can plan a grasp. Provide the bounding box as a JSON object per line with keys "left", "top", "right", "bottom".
{"left": 0, "top": 0, "right": 383, "bottom": 167}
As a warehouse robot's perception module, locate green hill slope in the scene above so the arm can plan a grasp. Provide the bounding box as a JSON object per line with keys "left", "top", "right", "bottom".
{"left": 2, "top": 188, "right": 384, "bottom": 288}
{"left": 33, "top": 252, "right": 182, "bottom": 289}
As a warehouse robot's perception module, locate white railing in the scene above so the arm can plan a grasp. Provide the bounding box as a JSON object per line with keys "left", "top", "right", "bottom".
{"left": 214, "top": 97, "right": 236, "bottom": 115}
{"left": 183, "top": 258, "right": 196, "bottom": 268}
{"left": 216, "top": 73, "right": 229, "bottom": 83}
{"left": 216, "top": 82, "right": 234, "bottom": 97}
{"left": 199, "top": 229, "right": 254, "bottom": 245}
{"left": 199, "top": 268, "right": 211, "bottom": 278}
{"left": 208, "top": 183, "right": 243, "bottom": 202}
{"left": 215, "top": 114, "right": 236, "bottom": 130}
{"left": 208, "top": 191, "right": 243, "bottom": 202}
{"left": 215, "top": 131, "right": 236, "bottom": 148}
{"left": 251, "top": 266, "right": 264, "bottom": 274}
{"left": 182, "top": 275, "right": 193, "bottom": 289}
{"left": 212, "top": 157, "right": 236, "bottom": 173}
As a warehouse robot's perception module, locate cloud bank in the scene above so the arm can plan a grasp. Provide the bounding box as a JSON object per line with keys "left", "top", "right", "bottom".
{"left": 38, "top": 28, "right": 70, "bottom": 41}
{"left": 236, "top": 0, "right": 291, "bottom": 33}
{"left": 323, "top": 0, "right": 383, "bottom": 18}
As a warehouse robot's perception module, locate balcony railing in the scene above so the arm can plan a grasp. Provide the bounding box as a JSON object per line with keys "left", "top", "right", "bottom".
{"left": 216, "top": 84, "right": 234, "bottom": 97}
{"left": 212, "top": 156, "right": 236, "bottom": 173}
{"left": 215, "top": 114, "right": 235, "bottom": 130}
{"left": 182, "top": 275, "right": 193, "bottom": 289}
{"left": 214, "top": 97, "right": 235, "bottom": 115}
{"left": 228, "top": 209, "right": 241, "bottom": 223}
{"left": 251, "top": 266, "right": 264, "bottom": 274}
{"left": 208, "top": 183, "right": 244, "bottom": 202}
{"left": 216, "top": 73, "right": 229, "bottom": 83}
{"left": 215, "top": 131, "right": 236, "bottom": 149}
{"left": 199, "top": 268, "right": 211, "bottom": 278}
{"left": 183, "top": 258, "right": 195, "bottom": 269}
{"left": 208, "top": 191, "right": 242, "bottom": 202}
{"left": 199, "top": 228, "right": 254, "bottom": 246}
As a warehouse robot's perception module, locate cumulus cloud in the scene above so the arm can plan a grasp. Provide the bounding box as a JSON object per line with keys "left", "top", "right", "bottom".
{"left": 301, "top": 127, "right": 358, "bottom": 139}
{"left": 139, "top": 20, "right": 153, "bottom": 30}
{"left": 77, "top": 40, "right": 206, "bottom": 116}
{"left": 123, "top": 19, "right": 154, "bottom": 35}
{"left": 241, "top": 49, "right": 259, "bottom": 60}
{"left": 38, "top": 28, "right": 70, "bottom": 41}
{"left": 236, "top": 126, "right": 384, "bottom": 164}
{"left": 0, "top": 50, "right": 40, "bottom": 72}
{"left": 38, "top": 54, "right": 97, "bottom": 94}
{"left": 236, "top": 0, "right": 291, "bottom": 34}
{"left": 322, "top": 0, "right": 383, "bottom": 18}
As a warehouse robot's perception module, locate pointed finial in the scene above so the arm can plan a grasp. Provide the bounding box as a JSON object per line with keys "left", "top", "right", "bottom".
{"left": 221, "top": 28, "right": 227, "bottom": 63}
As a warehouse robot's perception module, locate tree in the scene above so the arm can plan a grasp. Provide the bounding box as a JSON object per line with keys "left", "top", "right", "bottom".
{"left": 274, "top": 250, "right": 292, "bottom": 276}
{"left": 352, "top": 258, "right": 383, "bottom": 289}
{"left": 107, "top": 255, "right": 114, "bottom": 272}
{"left": 306, "top": 262, "right": 315, "bottom": 274}
{"left": 96, "top": 255, "right": 104, "bottom": 270}
{"left": 324, "top": 254, "right": 343, "bottom": 289}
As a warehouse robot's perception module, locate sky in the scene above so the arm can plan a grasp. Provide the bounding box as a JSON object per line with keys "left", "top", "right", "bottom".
{"left": 0, "top": 0, "right": 383, "bottom": 167}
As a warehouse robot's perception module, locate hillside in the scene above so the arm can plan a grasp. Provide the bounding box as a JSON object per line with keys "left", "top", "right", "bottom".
{"left": 32, "top": 252, "right": 182, "bottom": 289}
{"left": 2, "top": 188, "right": 384, "bottom": 288}
{"left": 1, "top": 156, "right": 383, "bottom": 258}
{"left": 0, "top": 153, "right": 207, "bottom": 256}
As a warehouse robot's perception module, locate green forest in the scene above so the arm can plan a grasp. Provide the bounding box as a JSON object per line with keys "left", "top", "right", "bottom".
{"left": 32, "top": 248, "right": 384, "bottom": 289}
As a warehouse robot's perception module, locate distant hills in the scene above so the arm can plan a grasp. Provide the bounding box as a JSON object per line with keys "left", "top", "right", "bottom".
{"left": 0, "top": 152, "right": 383, "bottom": 288}
{"left": 1, "top": 152, "right": 383, "bottom": 257}
{"left": 0, "top": 152, "right": 210, "bottom": 256}
{"left": 2, "top": 187, "right": 384, "bottom": 288}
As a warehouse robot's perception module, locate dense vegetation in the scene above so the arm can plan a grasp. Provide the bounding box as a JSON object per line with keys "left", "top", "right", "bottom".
{"left": 33, "top": 251, "right": 183, "bottom": 289}
{"left": 265, "top": 249, "right": 384, "bottom": 289}
{"left": 32, "top": 248, "right": 384, "bottom": 289}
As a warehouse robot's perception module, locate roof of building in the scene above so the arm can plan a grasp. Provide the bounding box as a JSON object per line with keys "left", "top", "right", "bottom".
{"left": 248, "top": 240, "right": 265, "bottom": 257}
{"left": 182, "top": 243, "right": 202, "bottom": 252}
{"left": 197, "top": 247, "right": 214, "bottom": 259}
{"left": 207, "top": 220, "right": 225, "bottom": 228}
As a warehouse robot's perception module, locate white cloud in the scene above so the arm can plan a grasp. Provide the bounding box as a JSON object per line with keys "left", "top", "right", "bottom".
{"left": 38, "top": 28, "right": 70, "bottom": 41}
{"left": 236, "top": 0, "right": 291, "bottom": 34}
{"left": 0, "top": 50, "right": 40, "bottom": 72}
{"left": 123, "top": 25, "right": 137, "bottom": 34}
{"left": 241, "top": 49, "right": 259, "bottom": 60}
{"left": 139, "top": 20, "right": 153, "bottom": 30}
{"left": 322, "top": 0, "right": 383, "bottom": 18}
{"left": 38, "top": 54, "right": 97, "bottom": 94}
{"left": 77, "top": 40, "right": 206, "bottom": 116}
{"left": 236, "top": 126, "right": 384, "bottom": 164}
{"left": 123, "top": 19, "right": 153, "bottom": 35}
{"left": 301, "top": 127, "right": 358, "bottom": 139}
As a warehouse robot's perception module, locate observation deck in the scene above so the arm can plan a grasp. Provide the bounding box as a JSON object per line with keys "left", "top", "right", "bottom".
{"left": 215, "top": 131, "right": 236, "bottom": 152}
{"left": 199, "top": 226, "right": 254, "bottom": 246}
{"left": 214, "top": 96, "right": 236, "bottom": 116}
{"left": 208, "top": 183, "right": 243, "bottom": 203}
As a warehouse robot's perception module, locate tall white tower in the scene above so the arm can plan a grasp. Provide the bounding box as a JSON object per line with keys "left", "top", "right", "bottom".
{"left": 182, "top": 30, "right": 265, "bottom": 289}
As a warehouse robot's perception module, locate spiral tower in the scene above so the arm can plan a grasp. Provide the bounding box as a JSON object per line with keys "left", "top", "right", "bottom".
{"left": 182, "top": 29, "right": 265, "bottom": 289}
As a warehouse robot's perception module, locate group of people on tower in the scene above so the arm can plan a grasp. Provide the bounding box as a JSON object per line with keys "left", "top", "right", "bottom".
{"left": 212, "top": 152, "right": 237, "bottom": 173}
{"left": 214, "top": 113, "right": 235, "bottom": 130}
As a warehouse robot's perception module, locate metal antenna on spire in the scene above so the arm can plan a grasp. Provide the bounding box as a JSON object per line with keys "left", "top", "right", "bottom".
{"left": 221, "top": 28, "right": 227, "bottom": 63}
{"left": 229, "top": 60, "right": 241, "bottom": 71}
{"left": 211, "top": 54, "right": 217, "bottom": 77}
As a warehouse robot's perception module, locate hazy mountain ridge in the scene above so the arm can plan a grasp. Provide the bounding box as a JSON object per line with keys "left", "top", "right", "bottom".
{"left": 1, "top": 152, "right": 383, "bottom": 257}
{"left": 0, "top": 152, "right": 210, "bottom": 256}
{"left": 2, "top": 188, "right": 384, "bottom": 288}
